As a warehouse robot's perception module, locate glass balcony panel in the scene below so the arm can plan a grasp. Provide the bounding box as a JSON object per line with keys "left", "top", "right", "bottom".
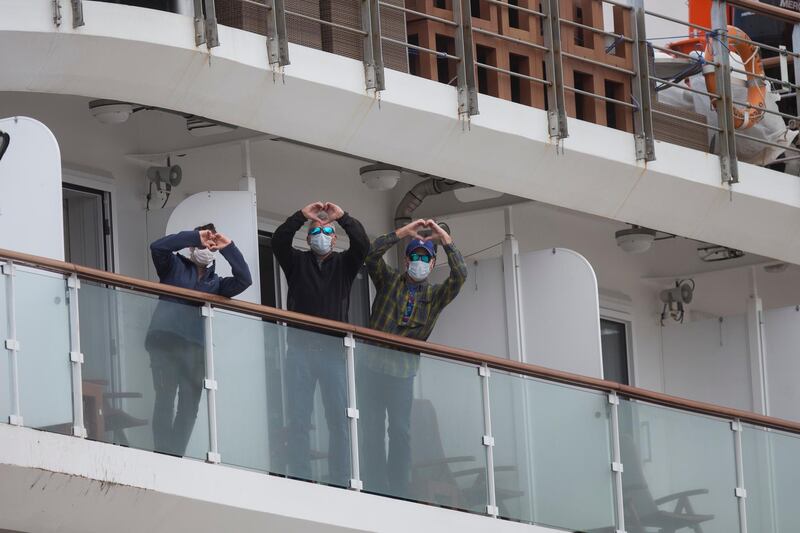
{"left": 15, "top": 268, "right": 72, "bottom": 432}
{"left": 619, "top": 400, "right": 740, "bottom": 533}
{"left": 355, "top": 343, "right": 487, "bottom": 512}
{"left": 215, "top": 309, "right": 350, "bottom": 487}
{"left": 0, "top": 268, "right": 8, "bottom": 421}
{"left": 79, "top": 283, "right": 208, "bottom": 459}
{"left": 743, "top": 425, "right": 800, "bottom": 533}
{"left": 490, "top": 370, "right": 615, "bottom": 530}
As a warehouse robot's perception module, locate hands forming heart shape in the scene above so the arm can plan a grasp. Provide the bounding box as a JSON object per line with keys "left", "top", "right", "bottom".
{"left": 399, "top": 219, "right": 452, "bottom": 245}
{"left": 301, "top": 201, "right": 345, "bottom": 224}
{"left": 198, "top": 229, "right": 232, "bottom": 251}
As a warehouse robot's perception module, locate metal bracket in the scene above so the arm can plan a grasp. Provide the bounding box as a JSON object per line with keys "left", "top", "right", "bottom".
{"left": 731, "top": 420, "right": 743, "bottom": 432}
{"left": 203, "top": 379, "right": 218, "bottom": 391}
{"left": 608, "top": 393, "right": 620, "bottom": 405}
{"left": 1, "top": 263, "right": 14, "bottom": 276}
{"left": 630, "top": 0, "right": 655, "bottom": 162}
{"left": 542, "top": 0, "right": 568, "bottom": 140}
{"left": 207, "top": 451, "right": 221, "bottom": 464}
{"left": 478, "top": 366, "right": 490, "bottom": 377}
{"left": 8, "top": 414, "right": 23, "bottom": 426}
{"left": 73, "top": 426, "right": 87, "bottom": 438}
{"left": 193, "top": 0, "right": 207, "bottom": 46}
{"left": 5, "top": 339, "right": 20, "bottom": 351}
{"left": 611, "top": 462, "right": 624, "bottom": 473}
{"left": 735, "top": 487, "right": 747, "bottom": 499}
{"left": 363, "top": 0, "right": 385, "bottom": 92}
{"left": 350, "top": 479, "right": 363, "bottom": 490}
{"left": 67, "top": 276, "right": 81, "bottom": 289}
{"left": 201, "top": 306, "right": 214, "bottom": 318}
{"left": 265, "top": 0, "right": 290, "bottom": 67}
{"left": 202, "top": 0, "right": 220, "bottom": 48}
{"left": 71, "top": 0, "right": 85, "bottom": 28}
{"left": 346, "top": 407, "right": 360, "bottom": 419}
{"left": 343, "top": 335, "right": 356, "bottom": 348}
{"left": 483, "top": 435, "right": 495, "bottom": 447}
{"left": 453, "top": 0, "right": 479, "bottom": 117}
{"left": 69, "top": 351, "right": 84, "bottom": 364}
{"left": 486, "top": 505, "right": 499, "bottom": 516}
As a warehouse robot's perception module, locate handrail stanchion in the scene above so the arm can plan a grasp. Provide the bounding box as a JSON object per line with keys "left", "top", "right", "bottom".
{"left": 792, "top": 24, "right": 800, "bottom": 121}
{"left": 67, "top": 273, "right": 86, "bottom": 438}
{"left": 543, "top": 0, "right": 568, "bottom": 141}
{"left": 193, "top": 0, "right": 208, "bottom": 46}
{"left": 202, "top": 0, "right": 220, "bottom": 48}
{"left": 71, "top": 0, "right": 84, "bottom": 28}
{"left": 711, "top": 0, "right": 739, "bottom": 184}
{"left": 609, "top": 392, "right": 626, "bottom": 533}
{"left": 732, "top": 419, "right": 749, "bottom": 533}
{"left": 480, "top": 364, "right": 499, "bottom": 517}
{"left": 454, "top": 0, "right": 479, "bottom": 118}
{"left": 363, "top": 0, "right": 386, "bottom": 92}
{"left": 630, "top": 0, "right": 655, "bottom": 162}
{"left": 202, "top": 303, "right": 221, "bottom": 463}
{"left": 3, "top": 261, "right": 22, "bottom": 427}
{"left": 344, "top": 333, "right": 362, "bottom": 490}
{"left": 265, "top": 0, "right": 291, "bottom": 67}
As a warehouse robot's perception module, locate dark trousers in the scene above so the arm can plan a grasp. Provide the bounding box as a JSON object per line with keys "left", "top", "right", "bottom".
{"left": 360, "top": 365, "right": 415, "bottom": 498}
{"left": 147, "top": 332, "right": 204, "bottom": 456}
{"left": 285, "top": 345, "right": 350, "bottom": 486}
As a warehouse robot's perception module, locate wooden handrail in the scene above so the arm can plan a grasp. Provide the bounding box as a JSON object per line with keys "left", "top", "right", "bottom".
{"left": 2, "top": 246, "right": 800, "bottom": 435}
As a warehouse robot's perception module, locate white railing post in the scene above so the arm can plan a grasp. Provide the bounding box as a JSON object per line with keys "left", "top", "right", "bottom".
{"left": 480, "top": 364, "right": 499, "bottom": 517}
{"left": 3, "top": 261, "right": 22, "bottom": 426}
{"left": 344, "top": 333, "right": 362, "bottom": 490}
{"left": 202, "top": 303, "right": 220, "bottom": 463}
{"left": 609, "top": 392, "right": 626, "bottom": 533}
{"left": 67, "top": 273, "right": 86, "bottom": 438}
{"left": 732, "top": 419, "right": 749, "bottom": 533}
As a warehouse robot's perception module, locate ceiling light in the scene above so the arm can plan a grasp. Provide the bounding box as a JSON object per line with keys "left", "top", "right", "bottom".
{"left": 89, "top": 99, "right": 134, "bottom": 124}
{"left": 360, "top": 164, "right": 401, "bottom": 191}
{"left": 615, "top": 226, "right": 656, "bottom": 254}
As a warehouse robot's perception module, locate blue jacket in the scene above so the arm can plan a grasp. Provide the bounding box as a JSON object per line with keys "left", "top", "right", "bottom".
{"left": 147, "top": 230, "right": 252, "bottom": 346}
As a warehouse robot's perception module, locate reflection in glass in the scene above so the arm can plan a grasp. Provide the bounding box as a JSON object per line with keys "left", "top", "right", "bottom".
{"left": 356, "top": 344, "right": 487, "bottom": 512}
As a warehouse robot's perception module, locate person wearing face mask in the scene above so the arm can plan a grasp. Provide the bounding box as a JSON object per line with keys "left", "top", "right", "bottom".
{"left": 361, "top": 218, "right": 467, "bottom": 498}
{"left": 272, "top": 202, "right": 369, "bottom": 486}
{"left": 146, "top": 223, "right": 252, "bottom": 456}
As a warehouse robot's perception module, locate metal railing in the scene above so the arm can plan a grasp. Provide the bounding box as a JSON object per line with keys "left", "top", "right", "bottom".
{"left": 3, "top": 245, "right": 800, "bottom": 531}
{"left": 55, "top": 1, "right": 800, "bottom": 182}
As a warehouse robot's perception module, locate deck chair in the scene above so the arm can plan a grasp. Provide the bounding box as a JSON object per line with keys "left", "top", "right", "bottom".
{"left": 410, "top": 398, "right": 522, "bottom": 514}
{"left": 588, "top": 434, "right": 714, "bottom": 533}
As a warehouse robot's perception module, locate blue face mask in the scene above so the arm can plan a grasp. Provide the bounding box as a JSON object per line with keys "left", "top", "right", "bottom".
{"left": 309, "top": 233, "right": 333, "bottom": 256}
{"left": 408, "top": 260, "right": 431, "bottom": 282}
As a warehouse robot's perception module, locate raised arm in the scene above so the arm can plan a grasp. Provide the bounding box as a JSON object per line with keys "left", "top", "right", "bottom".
{"left": 150, "top": 230, "right": 204, "bottom": 279}
{"left": 211, "top": 234, "right": 253, "bottom": 298}
{"left": 272, "top": 204, "right": 320, "bottom": 277}
{"left": 429, "top": 220, "right": 467, "bottom": 309}
{"left": 366, "top": 219, "right": 428, "bottom": 290}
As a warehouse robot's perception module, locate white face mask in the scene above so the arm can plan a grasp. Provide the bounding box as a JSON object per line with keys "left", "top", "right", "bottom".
{"left": 408, "top": 260, "right": 431, "bottom": 282}
{"left": 190, "top": 247, "right": 216, "bottom": 266}
{"left": 309, "top": 233, "right": 333, "bottom": 256}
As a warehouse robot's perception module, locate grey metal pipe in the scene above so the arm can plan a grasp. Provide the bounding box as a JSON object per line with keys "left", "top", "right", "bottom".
{"left": 393, "top": 178, "right": 471, "bottom": 229}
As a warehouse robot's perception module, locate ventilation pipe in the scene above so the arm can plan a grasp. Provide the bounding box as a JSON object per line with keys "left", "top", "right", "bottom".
{"left": 393, "top": 178, "right": 472, "bottom": 265}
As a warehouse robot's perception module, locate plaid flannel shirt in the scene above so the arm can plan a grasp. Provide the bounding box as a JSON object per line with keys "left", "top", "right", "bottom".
{"left": 365, "top": 232, "right": 467, "bottom": 377}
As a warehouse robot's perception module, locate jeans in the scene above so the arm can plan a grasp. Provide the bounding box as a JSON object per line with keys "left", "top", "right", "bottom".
{"left": 359, "top": 365, "right": 415, "bottom": 499}
{"left": 147, "top": 331, "right": 204, "bottom": 456}
{"left": 285, "top": 342, "right": 350, "bottom": 486}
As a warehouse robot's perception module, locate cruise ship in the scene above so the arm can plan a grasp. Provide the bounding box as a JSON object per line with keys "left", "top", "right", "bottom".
{"left": 1, "top": 0, "right": 800, "bottom": 531}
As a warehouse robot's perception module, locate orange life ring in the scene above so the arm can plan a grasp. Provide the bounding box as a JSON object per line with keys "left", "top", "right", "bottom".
{"left": 702, "top": 26, "right": 766, "bottom": 129}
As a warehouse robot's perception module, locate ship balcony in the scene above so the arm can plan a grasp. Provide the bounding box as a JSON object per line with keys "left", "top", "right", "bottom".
{"left": 2, "top": 0, "right": 800, "bottom": 265}
{"left": 1, "top": 249, "right": 799, "bottom": 533}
